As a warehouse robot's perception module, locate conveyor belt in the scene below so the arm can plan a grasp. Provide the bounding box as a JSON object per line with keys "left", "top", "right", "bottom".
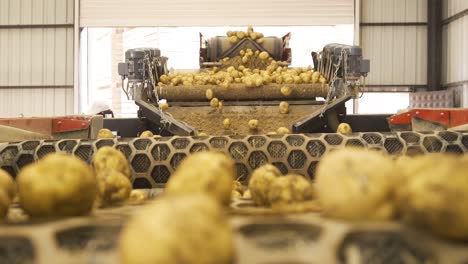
{"left": 1, "top": 131, "right": 467, "bottom": 188}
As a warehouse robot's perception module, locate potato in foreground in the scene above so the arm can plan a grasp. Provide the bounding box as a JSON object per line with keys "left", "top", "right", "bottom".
{"left": 248, "top": 164, "right": 281, "bottom": 206}
{"left": 397, "top": 154, "right": 468, "bottom": 240}
{"left": 268, "top": 174, "right": 314, "bottom": 208}
{"left": 17, "top": 154, "right": 97, "bottom": 217}
{"left": 0, "top": 169, "right": 16, "bottom": 219}
{"left": 139, "top": 130, "right": 154, "bottom": 138}
{"left": 93, "top": 146, "right": 131, "bottom": 179}
{"left": 119, "top": 194, "right": 234, "bottom": 264}
{"left": 165, "top": 151, "right": 235, "bottom": 206}
{"left": 97, "top": 168, "right": 132, "bottom": 206}
{"left": 0, "top": 169, "right": 16, "bottom": 200}
{"left": 315, "top": 148, "right": 396, "bottom": 221}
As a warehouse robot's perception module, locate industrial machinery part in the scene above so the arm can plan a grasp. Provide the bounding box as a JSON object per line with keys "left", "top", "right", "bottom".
{"left": 294, "top": 44, "right": 370, "bottom": 133}
{"left": 1, "top": 131, "right": 466, "bottom": 188}
{"left": 0, "top": 116, "right": 103, "bottom": 141}
{"left": 118, "top": 48, "right": 196, "bottom": 136}
{"left": 199, "top": 32, "right": 291, "bottom": 67}
{"left": 388, "top": 108, "right": 468, "bottom": 131}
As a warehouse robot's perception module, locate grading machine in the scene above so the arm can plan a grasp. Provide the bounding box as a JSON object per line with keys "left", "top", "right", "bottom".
{"left": 1, "top": 29, "right": 468, "bottom": 264}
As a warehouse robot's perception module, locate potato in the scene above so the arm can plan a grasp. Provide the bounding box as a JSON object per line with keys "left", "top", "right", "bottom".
{"left": 250, "top": 32, "right": 257, "bottom": 40}
{"left": 316, "top": 148, "right": 396, "bottom": 221}
{"left": 267, "top": 131, "right": 277, "bottom": 135}
{"left": 205, "top": 89, "right": 214, "bottom": 100}
{"left": 97, "top": 128, "right": 114, "bottom": 139}
{"left": 242, "top": 189, "right": 252, "bottom": 199}
{"left": 277, "top": 127, "right": 290, "bottom": 135}
{"left": 0, "top": 190, "right": 10, "bottom": 219}
{"left": 0, "top": 169, "right": 16, "bottom": 200}
{"left": 223, "top": 118, "right": 231, "bottom": 129}
{"left": 96, "top": 168, "right": 132, "bottom": 206}
{"left": 280, "top": 86, "right": 292, "bottom": 97}
{"left": 229, "top": 36, "right": 238, "bottom": 43}
{"left": 217, "top": 100, "right": 224, "bottom": 111}
{"left": 319, "top": 76, "right": 327, "bottom": 84}
{"left": 232, "top": 180, "right": 243, "bottom": 194}
{"left": 247, "top": 26, "right": 254, "bottom": 33}
{"left": 279, "top": 101, "right": 289, "bottom": 114}
{"left": 248, "top": 119, "right": 259, "bottom": 130}
{"left": 236, "top": 31, "right": 246, "bottom": 39}
{"left": 268, "top": 174, "right": 314, "bottom": 208}
{"left": 311, "top": 71, "right": 320, "bottom": 84}
{"left": 198, "top": 132, "right": 208, "bottom": 137}
{"left": 165, "top": 152, "right": 235, "bottom": 206}
{"left": 210, "top": 98, "right": 219, "bottom": 108}
{"left": 397, "top": 154, "right": 468, "bottom": 240}
{"left": 93, "top": 146, "right": 131, "bottom": 180}
{"left": 256, "top": 38, "right": 264, "bottom": 44}
{"left": 248, "top": 164, "right": 281, "bottom": 206}
{"left": 337, "top": 123, "right": 352, "bottom": 134}
{"left": 128, "top": 189, "right": 147, "bottom": 203}
{"left": 17, "top": 154, "right": 97, "bottom": 217}
{"left": 160, "top": 102, "right": 169, "bottom": 110}
{"left": 232, "top": 190, "right": 242, "bottom": 199}
{"left": 140, "top": 130, "right": 154, "bottom": 138}
{"left": 119, "top": 194, "right": 234, "bottom": 264}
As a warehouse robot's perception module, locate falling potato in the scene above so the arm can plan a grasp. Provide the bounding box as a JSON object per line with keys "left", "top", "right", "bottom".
{"left": 279, "top": 101, "right": 289, "bottom": 114}
{"left": 268, "top": 174, "right": 315, "bottom": 209}
{"left": 223, "top": 118, "right": 231, "bottom": 129}
{"left": 232, "top": 190, "right": 242, "bottom": 199}
{"left": 17, "top": 154, "right": 97, "bottom": 218}
{"left": 206, "top": 89, "right": 214, "bottom": 100}
{"left": 248, "top": 119, "right": 259, "bottom": 130}
{"left": 160, "top": 102, "right": 169, "bottom": 110}
{"left": 165, "top": 152, "right": 235, "bottom": 206}
{"left": 397, "top": 154, "right": 468, "bottom": 240}
{"left": 93, "top": 146, "right": 132, "bottom": 179}
{"left": 140, "top": 130, "right": 154, "bottom": 138}
{"left": 248, "top": 164, "right": 281, "bottom": 206}
{"left": 210, "top": 98, "right": 219, "bottom": 108}
{"left": 96, "top": 168, "right": 132, "bottom": 207}
{"left": 316, "top": 148, "right": 396, "bottom": 221}
{"left": 119, "top": 194, "right": 234, "bottom": 264}
{"left": 337, "top": 123, "right": 352, "bottom": 134}
{"left": 242, "top": 189, "right": 252, "bottom": 199}
{"left": 97, "top": 128, "right": 114, "bottom": 139}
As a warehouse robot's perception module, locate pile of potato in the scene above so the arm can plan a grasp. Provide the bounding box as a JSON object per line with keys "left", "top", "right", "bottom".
{"left": 247, "top": 164, "right": 315, "bottom": 209}
{"left": 226, "top": 26, "right": 265, "bottom": 44}
{"left": 159, "top": 60, "right": 325, "bottom": 89}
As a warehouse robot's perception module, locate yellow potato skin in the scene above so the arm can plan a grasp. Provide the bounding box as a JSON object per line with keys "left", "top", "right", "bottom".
{"left": 397, "top": 154, "right": 468, "bottom": 240}
{"left": 97, "top": 128, "right": 114, "bottom": 139}
{"left": 316, "top": 148, "right": 396, "bottom": 221}
{"left": 17, "top": 154, "right": 97, "bottom": 218}
{"left": 337, "top": 123, "right": 352, "bottom": 134}
{"left": 248, "top": 164, "right": 281, "bottom": 206}
{"left": 97, "top": 168, "right": 132, "bottom": 206}
{"left": 165, "top": 152, "right": 235, "bottom": 206}
{"left": 268, "top": 174, "right": 314, "bottom": 208}
{"left": 119, "top": 194, "right": 234, "bottom": 264}
{"left": 140, "top": 130, "right": 154, "bottom": 138}
{"left": 93, "top": 146, "right": 131, "bottom": 179}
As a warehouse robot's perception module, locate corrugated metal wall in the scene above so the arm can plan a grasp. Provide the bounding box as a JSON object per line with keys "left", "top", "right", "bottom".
{"left": 80, "top": 0, "right": 354, "bottom": 27}
{"left": 442, "top": 0, "right": 468, "bottom": 107}
{"left": 0, "top": 0, "right": 74, "bottom": 118}
{"left": 360, "top": 0, "right": 428, "bottom": 91}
